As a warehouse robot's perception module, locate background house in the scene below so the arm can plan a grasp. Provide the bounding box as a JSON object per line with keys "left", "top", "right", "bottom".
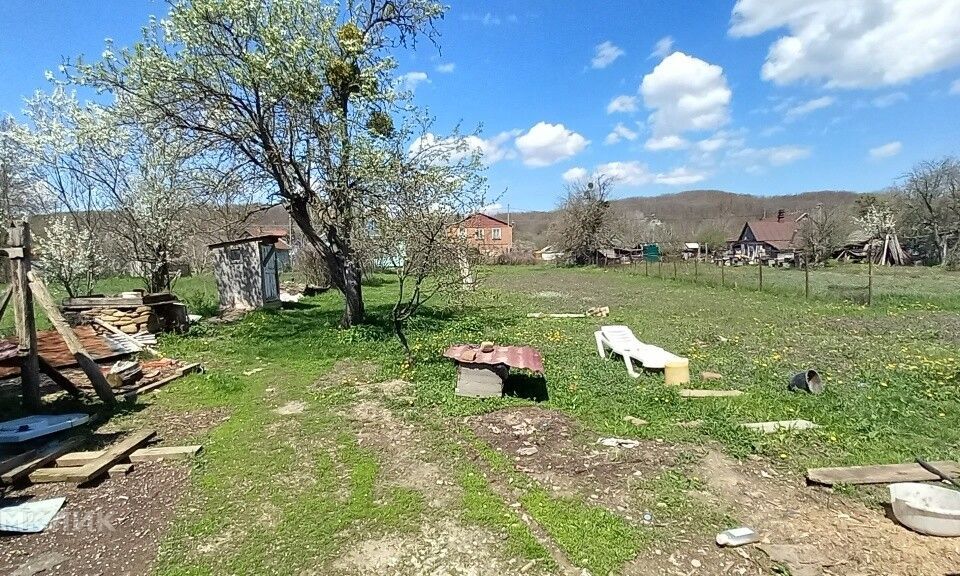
{"left": 456, "top": 213, "right": 514, "bottom": 256}
{"left": 245, "top": 225, "right": 292, "bottom": 269}
{"left": 731, "top": 211, "right": 798, "bottom": 261}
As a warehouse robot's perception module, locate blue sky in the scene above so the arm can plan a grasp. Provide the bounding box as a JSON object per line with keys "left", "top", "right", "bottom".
{"left": 2, "top": 0, "right": 959, "bottom": 210}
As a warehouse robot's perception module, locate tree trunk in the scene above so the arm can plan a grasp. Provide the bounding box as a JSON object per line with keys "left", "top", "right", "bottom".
{"left": 286, "top": 198, "right": 364, "bottom": 327}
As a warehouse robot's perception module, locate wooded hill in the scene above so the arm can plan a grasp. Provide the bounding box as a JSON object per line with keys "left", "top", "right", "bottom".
{"left": 500, "top": 189, "right": 866, "bottom": 249}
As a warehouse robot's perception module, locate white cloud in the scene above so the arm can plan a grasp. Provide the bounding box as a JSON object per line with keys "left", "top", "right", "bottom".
{"left": 461, "top": 12, "right": 501, "bottom": 26}
{"left": 732, "top": 145, "right": 812, "bottom": 166}
{"left": 411, "top": 130, "right": 519, "bottom": 165}
{"left": 869, "top": 141, "right": 902, "bottom": 159}
{"left": 655, "top": 167, "right": 707, "bottom": 186}
{"left": 562, "top": 167, "right": 588, "bottom": 182}
{"left": 784, "top": 96, "right": 835, "bottom": 120}
{"left": 730, "top": 0, "right": 960, "bottom": 88}
{"left": 397, "top": 71, "right": 429, "bottom": 91}
{"left": 480, "top": 202, "right": 503, "bottom": 214}
{"left": 951, "top": 79, "right": 960, "bottom": 95}
{"left": 640, "top": 52, "right": 732, "bottom": 140}
{"left": 650, "top": 36, "right": 675, "bottom": 60}
{"left": 607, "top": 95, "right": 638, "bottom": 114}
{"left": 591, "top": 41, "right": 625, "bottom": 69}
{"left": 604, "top": 123, "right": 639, "bottom": 145}
{"left": 696, "top": 131, "right": 745, "bottom": 153}
{"left": 595, "top": 161, "right": 652, "bottom": 186}
{"left": 645, "top": 135, "right": 688, "bottom": 151}
{"left": 514, "top": 122, "right": 589, "bottom": 167}
{"left": 436, "top": 63, "right": 456, "bottom": 74}
{"left": 872, "top": 92, "right": 908, "bottom": 107}
{"left": 588, "top": 162, "right": 707, "bottom": 187}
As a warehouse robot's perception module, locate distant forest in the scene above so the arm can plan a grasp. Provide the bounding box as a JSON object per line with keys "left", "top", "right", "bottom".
{"left": 500, "top": 189, "right": 866, "bottom": 250}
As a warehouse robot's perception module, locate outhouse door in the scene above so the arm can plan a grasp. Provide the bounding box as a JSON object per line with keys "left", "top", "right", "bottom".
{"left": 260, "top": 244, "right": 279, "bottom": 302}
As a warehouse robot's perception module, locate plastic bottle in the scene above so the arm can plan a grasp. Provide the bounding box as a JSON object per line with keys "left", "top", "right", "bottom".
{"left": 715, "top": 527, "right": 759, "bottom": 547}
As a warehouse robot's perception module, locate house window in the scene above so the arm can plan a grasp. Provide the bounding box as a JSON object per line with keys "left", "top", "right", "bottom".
{"left": 457, "top": 227, "right": 466, "bottom": 238}
{"left": 492, "top": 228, "right": 502, "bottom": 240}
{"left": 474, "top": 229, "right": 484, "bottom": 240}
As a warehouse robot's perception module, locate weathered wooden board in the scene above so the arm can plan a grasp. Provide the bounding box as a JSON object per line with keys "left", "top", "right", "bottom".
{"left": 743, "top": 420, "right": 818, "bottom": 433}
{"left": 122, "top": 363, "right": 202, "bottom": 399}
{"left": 30, "top": 430, "right": 155, "bottom": 484}
{"left": 108, "top": 463, "right": 133, "bottom": 478}
{"left": 679, "top": 389, "right": 743, "bottom": 398}
{"left": 807, "top": 461, "right": 960, "bottom": 486}
{"left": 1, "top": 437, "right": 86, "bottom": 484}
{"left": 0, "top": 449, "right": 39, "bottom": 477}
{"left": 55, "top": 445, "right": 202, "bottom": 467}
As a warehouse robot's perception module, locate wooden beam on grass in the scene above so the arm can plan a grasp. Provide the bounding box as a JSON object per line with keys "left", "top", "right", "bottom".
{"left": 29, "top": 429, "right": 155, "bottom": 484}
{"left": 807, "top": 461, "right": 960, "bottom": 486}
{"left": 8, "top": 221, "right": 41, "bottom": 410}
{"left": 26, "top": 271, "right": 116, "bottom": 404}
{"left": 679, "top": 389, "right": 744, "bottom": 398}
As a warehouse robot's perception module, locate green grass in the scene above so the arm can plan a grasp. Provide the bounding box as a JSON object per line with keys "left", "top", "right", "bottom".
{"left": 21, "top": 263, "right": 956, "bottom": 574}
{"left": 625, "top": 259, "right": 960, "bottom": 309}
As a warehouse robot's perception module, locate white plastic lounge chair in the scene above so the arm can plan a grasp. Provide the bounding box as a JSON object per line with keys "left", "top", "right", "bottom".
{"left": 595, "top": 325, "right": 680, "bottom": 377}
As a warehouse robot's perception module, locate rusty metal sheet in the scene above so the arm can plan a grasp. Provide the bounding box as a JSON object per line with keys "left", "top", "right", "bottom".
{"left": 0, "top": 326, "right": 130, "bottom": 379}
{"left": 443, "top": 344, "right": 545, "bottom": 375}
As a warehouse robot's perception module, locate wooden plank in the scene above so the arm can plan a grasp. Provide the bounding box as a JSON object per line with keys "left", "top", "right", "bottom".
{"left": 9, "top": 221, "right": 41, "bottom": 410}
{"left": 129, "top": 445, "right": 202, "bottom": 462}
{"left": 1, "top": 436, "right": 86, "bottom": 484}
{"left": 38, "top": 355, "right": 84, "bottom": 398}
{"left": 56, "top": 445, "right": 202, "bottom": 466}
{"left": 679, "top": 389, "right": 743, "bottom": 398}
{"left": 0, "top": 449, "right": 39, "bottom": 477}
{"left": 124, "top": 362, "right": 202, "bottom": 399}
{"left": 40, "top": 429, "right": 156, "bottom": 484}
{"left": 61, "top": 294, "right": 174, "bottom": 309}
{"left": 743, "top": 420, "right": 818, "bottom": 433}
{"left": 54, "top": 450, "right": 104, "bottom": 467}
{"left": 27, "top": 271, "right": 116, "bottom": 404}
{"left": 108, "top": 463, "right": 133, "bottom": 477}
{"left": 0, "top": 284, "right": 13, "bottom": 323}
{"left": 807, "top": 461, "right": 960, "bottom": 486}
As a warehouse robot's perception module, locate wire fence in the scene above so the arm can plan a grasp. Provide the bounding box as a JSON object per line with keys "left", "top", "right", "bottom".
{"left": 620, "top": 256, "right": 960, "bottom": 309}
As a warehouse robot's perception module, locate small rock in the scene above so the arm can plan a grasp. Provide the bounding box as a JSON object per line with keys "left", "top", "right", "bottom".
{"left": 700, "top": 371, "right": 723, "bottom": 380}
{"left": 516, "top": 446, "right": 539, "bottom": 457}
{"left": 691, "top": 559, "right": 702, "bottom": 568}
{"left": 623, "top": 415, "right": 649, "bottom": 427}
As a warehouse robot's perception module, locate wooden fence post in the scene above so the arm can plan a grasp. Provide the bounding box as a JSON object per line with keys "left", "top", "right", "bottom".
{"left": 658, "top": 258, "right": 662, "bottom": 278}
{"left": 758, "top": 260, "right": 764, "bottom": 292}
{"left": 673, "top": 260, "right": 677, "bottom": 280}
{"left": 804, "top": 252, "right": 810, "bottom": 299}
{"left": 867, "top": 245, "right": 873, "bottom": 307}
{"left": 720, "top": 262, "right": 725, "bottom": 287}
{"left": 645, "top": 258, "right": 649, "bottom": 277}
{"left": 694, "top": 257, "right": 699, "bottom": 282}
{"left": 7, "top": 222, "right": 41, "bottom": 410}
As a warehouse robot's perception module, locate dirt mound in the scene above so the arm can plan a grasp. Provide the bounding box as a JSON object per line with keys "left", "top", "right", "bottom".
{"left": 469, "top": 407, "right": 684, "bottom": 521}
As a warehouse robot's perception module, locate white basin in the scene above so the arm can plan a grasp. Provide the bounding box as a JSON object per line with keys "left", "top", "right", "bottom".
{"left": 889, "top": 482, "right": 960, "bottom": 537}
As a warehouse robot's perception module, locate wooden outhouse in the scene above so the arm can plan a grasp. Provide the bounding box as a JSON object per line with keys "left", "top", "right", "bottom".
{"left": 208, "top": 235, "right": 282, "bottom": 311}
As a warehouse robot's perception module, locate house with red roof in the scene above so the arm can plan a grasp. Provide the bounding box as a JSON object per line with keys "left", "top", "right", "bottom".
{"left": 730, "top": 211, "right": 799, "bottom": 261}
